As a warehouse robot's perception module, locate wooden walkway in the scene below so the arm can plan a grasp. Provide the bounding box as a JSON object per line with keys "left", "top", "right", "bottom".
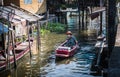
{"left": 109, "top": 24, "right": 120, "bottom": 77}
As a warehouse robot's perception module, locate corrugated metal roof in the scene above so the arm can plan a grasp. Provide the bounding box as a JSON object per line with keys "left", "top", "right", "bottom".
{"left": 8, "top": 6, "right": 41, "bottom": 22}
{"left": 0, "top": 6, "right": 43, "bottom": 22}
{"left": 0, "top": 7, "right": 22, "bottom": 24}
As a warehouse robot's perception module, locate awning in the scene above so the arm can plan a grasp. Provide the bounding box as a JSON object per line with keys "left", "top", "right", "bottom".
{"left": 0, "top": 6, "right": 44, "bottom": 22}
{"left": 0, "top": 22, "right": 8, "bottom": 34}
{"left": 0, "top": 6, "right": 23, "bottom": 24}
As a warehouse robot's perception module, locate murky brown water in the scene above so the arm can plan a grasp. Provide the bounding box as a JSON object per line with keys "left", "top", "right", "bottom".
{"left": 0, "top": 29, "right": 98, "bottom": 77}
{"left": 0, "top": 12, "right": 102, "bottom": 77}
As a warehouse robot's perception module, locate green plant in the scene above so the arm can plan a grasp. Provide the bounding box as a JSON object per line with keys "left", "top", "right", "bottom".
{"left": 46, "top": 22, "right": 66, "bottom": 33}
{"left": 41, "top": 28, "right": 50, "bottom": 35}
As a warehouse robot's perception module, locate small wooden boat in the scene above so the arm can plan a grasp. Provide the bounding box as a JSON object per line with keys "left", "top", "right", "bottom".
{"left": 0, "top": 40, "right": 33, "bottom": 70}
{"left": 55, "top": 40, "right": 79, "bottom": 58}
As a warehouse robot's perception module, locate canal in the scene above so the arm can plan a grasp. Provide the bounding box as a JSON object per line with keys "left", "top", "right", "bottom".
{"left": 0, "top": 12, "right": 101, "bottom": 77}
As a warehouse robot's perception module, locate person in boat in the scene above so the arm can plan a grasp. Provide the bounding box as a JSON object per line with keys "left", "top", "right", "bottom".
{"left": 64, "top": 31, "right": 78, "bottom": 47}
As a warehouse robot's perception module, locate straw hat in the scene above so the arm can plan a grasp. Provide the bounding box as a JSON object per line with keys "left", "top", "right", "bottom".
{"left": 66, "top": 31, "right": 72, "bottom": 35}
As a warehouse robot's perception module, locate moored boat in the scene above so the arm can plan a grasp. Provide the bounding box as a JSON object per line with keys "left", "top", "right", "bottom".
{"left": 0, "top": 40, "right": 33, "bottom": 70}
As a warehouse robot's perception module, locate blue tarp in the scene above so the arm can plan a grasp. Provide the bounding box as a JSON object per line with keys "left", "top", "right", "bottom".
{"left": 0, "top": 22, "right": 8, "bottom": 34}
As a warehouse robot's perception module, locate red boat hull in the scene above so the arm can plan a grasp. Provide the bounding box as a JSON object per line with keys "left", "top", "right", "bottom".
{"left": 55, "top": 45, "right": 78, "bottom": 58}
{"left": 0, "top": 41, "right": 33, "bottom": 70}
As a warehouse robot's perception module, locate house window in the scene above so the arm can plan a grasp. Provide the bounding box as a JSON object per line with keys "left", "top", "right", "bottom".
{"left": 38, "top": 0, "right": 43, "bottom": 3}
{"left": 24, "top": 0, "right": 32, "bottom": 4}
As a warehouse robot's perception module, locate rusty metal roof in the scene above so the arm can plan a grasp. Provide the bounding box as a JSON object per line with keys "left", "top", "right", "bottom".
{"left": 0, "top": 6, "right": 43, "bottom": 22}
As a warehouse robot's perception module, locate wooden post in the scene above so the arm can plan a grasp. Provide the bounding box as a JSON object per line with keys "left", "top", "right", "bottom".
{"left": 82, "top": 8, "right": 84, "bottom": 30}
{"left": 100, "top": 12, "right": 102, "bottom": 35}
{"left": 27, "top": 21, "right": 32, "bottom": 58}
{"left": 82, "top": 0, "right": 84, "bottom": 30}
{"left": 100, "top": 0, "right": 103, "bottom": 35}
{"left": 90, "top": 7, "right": 93, "bottom": 29}
{"left": 1, "top": 23, "right": 5, "bottom": 51}
{"left": 37, "top": 21, "right": 41, "bottom": 52}
{"left": 78, "top": 0, "right": 81, "bottom": 30}
{"left": 107, "top": 0, "right": 117, "bottom": 57}
{"left": 65, "top": 12, "right": 67, "bottom": 24}
{"left": 11, "top": 28, "right": 17, "bottom": 68}
{"left": 7, "top": 30, "right": 10, "bottom": 69}
{"left": 6, "top": 13, "right": 11, "bottom": 69}
{"left": 85, "top": 7, "right": 88, "bottom": 30}
{"left": 7, "top": 16, "right": 17, "bottom": 68}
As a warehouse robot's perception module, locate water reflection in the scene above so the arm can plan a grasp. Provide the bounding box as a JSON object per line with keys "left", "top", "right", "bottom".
{"left": 38, "top": 12, "right": 98, "bottom": 77}
{"left": 40, "top": 43, "right": 96, "bottom": 77}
